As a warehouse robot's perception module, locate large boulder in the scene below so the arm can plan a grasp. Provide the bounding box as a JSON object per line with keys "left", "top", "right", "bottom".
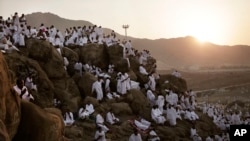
{"left": 52, "top": 77, "right": 81, "bottom": 112}
{"left": 61, "top": 47, "right": 79, "bottom": 76}
{"left": 4, "top": 53, "right": 54, "bottom": 108}
{"left": 26, "top": 39, "right": 67, "bottom": 79}
{"left": 126, "top": 89, "right": 151, "bottom": 120}
{"left": 77, "top": 72, "right": 97, "bottom": 98}
{"left": 0, "top": 120, "right": 10, "bottom": 141}
{"left": 79, "top": 43, "right": 109, "bottom": 70}
{"left": 65, "top": 126, "right": 84, "bottom": 141}
{"left": 0, "top": 52, "right": 21, "bottom": 140}
{"left": 13, "top": 101, "right": 65, "bottom": 141}
{"left": 107, "top": 45, "right": 129, "bottom": 72}
{"left": 160, "top": 74, "right": 188, "bottom": 93}
{"left": 110, "top": 102, "right": 133, "bottom": 116}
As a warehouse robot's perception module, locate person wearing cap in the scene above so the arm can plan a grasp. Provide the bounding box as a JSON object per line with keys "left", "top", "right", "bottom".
{"left": 151, "top": 105, "right": 166, "bottom": 124}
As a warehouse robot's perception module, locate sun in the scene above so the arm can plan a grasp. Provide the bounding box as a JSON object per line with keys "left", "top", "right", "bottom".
{"left": 184, "top": 9, "right": 225, "bottom": 44}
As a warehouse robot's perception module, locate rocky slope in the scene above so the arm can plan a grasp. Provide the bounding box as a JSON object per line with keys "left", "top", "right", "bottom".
{"left": 0, "top": 39, "right": 220, "bottom": 141}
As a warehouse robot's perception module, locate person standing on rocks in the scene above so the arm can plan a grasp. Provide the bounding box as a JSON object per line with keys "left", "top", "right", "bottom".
{"left": 92, "top": 77, "right": 104, "bottom": 101}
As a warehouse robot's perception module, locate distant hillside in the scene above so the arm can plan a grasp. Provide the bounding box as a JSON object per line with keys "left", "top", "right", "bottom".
{"left": 25, "top": 12, "right": 131, "bottom": 40}
{"left": 26, "top": 12, "right": 250, "bottom": 70}
{"left": 132, "top": 37, "right": 250, "bottom": 70}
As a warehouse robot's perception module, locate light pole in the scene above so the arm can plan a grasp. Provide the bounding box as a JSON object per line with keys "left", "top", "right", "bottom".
{"left": 122, "top": 24, "right": 129, "bottom": 40}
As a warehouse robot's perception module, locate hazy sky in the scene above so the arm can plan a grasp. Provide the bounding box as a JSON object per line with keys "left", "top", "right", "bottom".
{"left": 0, "top": 0, "right": 250, "bottom": 45}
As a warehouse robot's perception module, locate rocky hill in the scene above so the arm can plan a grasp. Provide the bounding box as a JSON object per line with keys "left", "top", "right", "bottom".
{"left": 0, "top": 38, "right": 221, "bottom": 141}
{"left": 26, "top": 12, "right": 250, "bottom": 70}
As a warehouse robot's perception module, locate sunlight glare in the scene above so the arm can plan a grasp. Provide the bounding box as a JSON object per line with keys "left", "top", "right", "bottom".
{"left": 185, "top": 9, "right": 225, "bottom": 44}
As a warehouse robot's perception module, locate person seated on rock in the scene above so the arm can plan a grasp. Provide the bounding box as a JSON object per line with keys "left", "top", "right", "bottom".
{"left": 53, "top": 34, "right": 64, "bottom": 48}
{"left": 166, "top": 105, "right": 178, "bottom": 126}
{"left": 25, "top": 73, "right": 37, "bottom": 91}
{"left": 129, "top": 129, "right": 142, "bottom": 141}
{"left": 147, "top": 128, "right": 160, "bottom": 141}
{"left": 156, "top": 95, "right": 165, "bottom": 113}
{"left": 106, "top": 109, "right": 120, "bottom": 125}
{"left": 138, "top": 52, "right": 147, "bottom": 65}
{"left": 139, "top": 64, "right": 148, "bottom": 75}
{"left": 78, "top": 102, "right": 95, "bottom": 120}
{"left": 151, "top": 105, "right": 166, "bottom": 124}
{"left": 105, "top": 35, "right": 113, "bottom": 47}
{"left": 147, "top": 73, "right": 156, "bottom": 91}
{"left": 190, "top": 124, "right": 202, "bottom": 141}
{"left": 119, "top": 72, "right": 128, "bottom": 95}
{"left": 63, "top": 57, "right": 69, "bottom": 70}
{"left": 63, "top": 109, "right": 75, "bottom": 126}
{"left": 94, "top": 126, "right": 107, "bottom": 141}
{"left": 0, "top": 36, "right": 20, "bottom": 53}
{"left": 92, "top": 77, "right": 104, "bottom": 101}
{"left": 13, "top": 78, "right": 34, "bottom": 102}
{"left": 184, "top": 109, "right": 199, "bottom": 123}
{"left": 133, "top": 116, "right": 151, "bottom": 131}
{"left": 106, "top": 91, "right": 120, "bottom": 100}
{"left": 108, "top": 63, "right": 114, "bottom": 73}
{"left": 172, "top": 70, "right": 181, "bottom": 78}
{"left": 205, "top": 135, "right": 214, "bottom": 141}
{"left": 82, "top": 62, "right": 90, "bottom": 72}
{"left": 104, "top": 76, "right": 111, "bottom": 93}
{"left": 53, "top": 98, "right": 61, "bottom": 108}
{"left": 146, "top": 88, "right": 156, "bottom": 107}
{"left": 74, "top": 61, "right": 83, "bottom": 75}
{"left": 96, "top": 111, "right": 109, "bottom": 133}
{"left": 30, "top": 27, "right": 37, "bottom": 38}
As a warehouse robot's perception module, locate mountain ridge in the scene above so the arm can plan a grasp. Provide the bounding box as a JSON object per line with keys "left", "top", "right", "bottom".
{"left": 26, "top": 12, "right": 250, "bottom": 70}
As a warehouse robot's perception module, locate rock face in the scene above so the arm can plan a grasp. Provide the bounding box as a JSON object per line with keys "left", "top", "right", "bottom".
{"left": 12, "top": 101, "right": 65, "bottom": 141}
{"left": 78, "top": 43, "right": 109, "bottom": 70}
{"left": 0, "top": 52, "right": 21, "bottom": 141}
{"left": 0, "top": 38, "right": 220, "bottom": 141}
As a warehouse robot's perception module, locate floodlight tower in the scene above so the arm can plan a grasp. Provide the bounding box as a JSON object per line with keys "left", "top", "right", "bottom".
{"left": 122, "top": 24, "right": 129, "bottom": 40}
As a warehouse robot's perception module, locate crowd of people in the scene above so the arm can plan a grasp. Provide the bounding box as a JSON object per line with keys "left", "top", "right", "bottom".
{"left": 4, "top": 12, "right": 249, "bottom": 141}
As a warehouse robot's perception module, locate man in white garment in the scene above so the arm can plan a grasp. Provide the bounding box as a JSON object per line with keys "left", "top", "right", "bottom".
{"left": 78, "top": 102, "right": 95, "bottom": 119}
{"left": 92, "top": 77, "right": 104, "bottom": 101}
{"left": 63, "top": 109, "right": 75, "bottom": 126}
{"left": 146, "top": 89, "right": 156, "bottom": 106}
{"left": 151, "top": 105, "right": 166, "bottom": 124}
{"left": 104, "top": 77, "right": 111, "bottom": 93}
{"left": 124, "top": 72, "right": 131, "bottom": 91}
{"left": 13, "top": 78, "right": 34, "bottom": 101}
{"left": 166, "top": 105, "right": 178, "bottom": 126}
{"left": 0, "top": 36, "right": 20, "bottom": 53}
{"left": 147, "top": 74, "right": 156, "bottom": 91}
{"left": 96, "top": 111, "right": 109, "bottom": 133}
{"left": 190, "top": 125, "right": 202, "bottom": 141}
{"left": 120, "top": 73, "right": 127, "bottom": 95}
{"left": 129, "top": 130, "right": 142, "bottom": 141}
{"left": 148, "top": 128, "right": 160, "bottom": 141}
{"left": 133, "top": 116, "right": 151, "bottom": 131}
{"left": 156, "top": 95, "right": 165, "bottom": 113}
{"left": 139, "top": 64, "right": 148, "bottom": 75}
{"left": 106, "top": 109, "right": 120, "bottom": 125}
{"left": 94, "top": 126, "right": 106, "bottom": 141}
{"left": 74, "top": 61, "right": 83, "bottom": 76}
{"left": 205, "top": 135, "right": 214, "bottom": 141}
{"left": 139, "top": 53, "right": 147, "bottom": 65}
